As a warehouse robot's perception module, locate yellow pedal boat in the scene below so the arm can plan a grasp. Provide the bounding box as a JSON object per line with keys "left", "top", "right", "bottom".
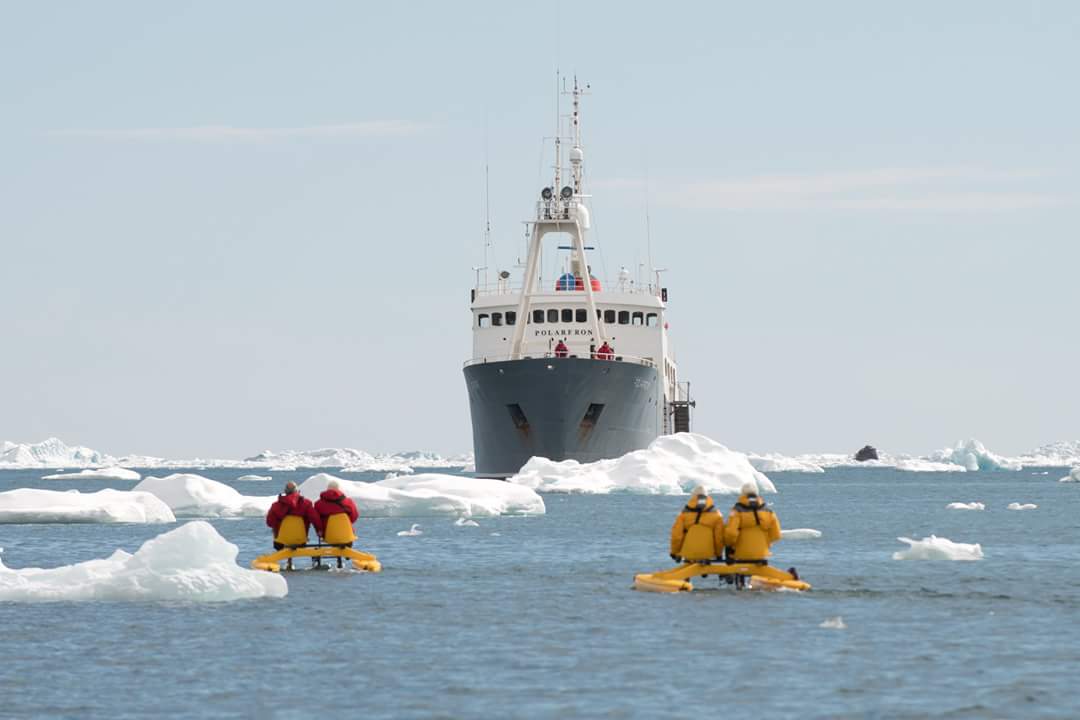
{"left": 633, "top": 562, "right": 810, "bottom": 593}
{"left": 252, "top": 513, "right": 381, "bottom": 573}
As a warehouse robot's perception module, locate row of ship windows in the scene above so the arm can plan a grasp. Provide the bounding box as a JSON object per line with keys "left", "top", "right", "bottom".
{"left": 478, "top": 309, "right": 660, "bottom": 328}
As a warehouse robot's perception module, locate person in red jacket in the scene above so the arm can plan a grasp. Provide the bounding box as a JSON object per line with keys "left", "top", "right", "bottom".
{"left": 554, "top": 339, "right": 569, "bottom": 358}
{"left": 265, "top": 480, "right": 321, "bottom": 549}
{"left": 314, "top": 479, "right": 360, "bottom": 542}
{"left": 596, "top": 341, "right": 614, "bottom": 360}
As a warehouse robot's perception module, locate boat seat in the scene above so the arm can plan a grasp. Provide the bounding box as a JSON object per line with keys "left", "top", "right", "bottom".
{"left": 323, "top": 512, "right": 357, "bottom": 546}
{"left": 274, "top": 514, "right": 309, "bottom": 547}
{"left": 680, "top": 523, "right": 718, "bottom": 562}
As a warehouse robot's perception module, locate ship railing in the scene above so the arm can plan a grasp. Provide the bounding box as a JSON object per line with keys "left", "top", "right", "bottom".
{"left": 463, "top": 353, "right": 656, "bottom": 369}
{"left": 471, "top": 282, "right": 664, "bottom": 298}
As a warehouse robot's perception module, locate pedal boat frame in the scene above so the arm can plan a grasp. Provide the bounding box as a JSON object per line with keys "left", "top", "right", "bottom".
{"left": 251, "top": 542, "right": 382, "bottom": 573}
{"left": 633, "top": 561, "right": 810, "bottom": 592}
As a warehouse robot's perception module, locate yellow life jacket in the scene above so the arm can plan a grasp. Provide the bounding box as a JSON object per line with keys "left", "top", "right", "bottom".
{"left": 275, "top": 514, "right": 308, "bottom": 546}
{"left": 323, "top": 513, "right": 357, "bottom": 545}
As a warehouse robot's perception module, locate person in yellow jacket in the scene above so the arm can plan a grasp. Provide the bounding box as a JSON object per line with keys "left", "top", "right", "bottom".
{"left": 724, "top": 480, "right": 781, "bottom": 564}
{"left": 669, "top": 485, "right": 725, "bottom": 563}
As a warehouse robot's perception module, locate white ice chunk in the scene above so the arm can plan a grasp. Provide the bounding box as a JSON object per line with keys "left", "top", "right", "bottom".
{"left": 454, "top": 517, "right": 480, "bottom": 527}
{"left": 0, "top": 488, "right": 175, "bottom": 524}
{"left": 510, "top": 433, "right": 775, "bottom": 495}
{"left": 819, "top": 617, "right": 847, "bottom": 629}
{"left": 0, "top": 437, "right": 110, "bottom": 468}
{"left": 1060, "top": 468, "right": 1080, "bottom": 483}
{"left": 133, "top": 474, "right": 273, "bottom": 518}
{"left": 41, "top": 467, "right": 141, "bottom": 481}
{"left": 236, "top": 475, "right": 272, "bottom": 482}
{"left": 0, "top": 521, "right": 286, "bottom": 602}
{"left": 892, "top": 535, "right": 983, "bottom": 561}
{"left": 746, "top": 453, "right": 824, "bottom": 473}
{"left": 298, "top": 473, "right": 545, "bottom": 518}
{"left": 1006, "top": 502, "right": 1037, "bottom": 511}
{"left": 782, "top": 528, "right": 822, "bottom": 539}
{"left": 946, "top": 502, "right": 985, "bottom": 510}
{"left": 930, "top": 439, "right": 1022, "bottom": 472}
{"left": 397, "top": 523, "right": 423, "bottom": 536}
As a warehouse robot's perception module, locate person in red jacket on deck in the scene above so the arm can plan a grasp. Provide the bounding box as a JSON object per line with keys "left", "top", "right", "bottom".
{"left": 314, "top": 479, "right": 360, "bottom": 542}
{"left": 596, "top": 341, "right": 614, "bottom": 360}
{"left": 266, "top": 481, "right": 321, "bottom": 549}
{"left": 554, "top": 339, "right": 569, "bottom": 358}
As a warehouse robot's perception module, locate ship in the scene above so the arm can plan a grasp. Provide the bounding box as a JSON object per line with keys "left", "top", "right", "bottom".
{"left": 463, "top": 80, "right": 693, "bottom": 477}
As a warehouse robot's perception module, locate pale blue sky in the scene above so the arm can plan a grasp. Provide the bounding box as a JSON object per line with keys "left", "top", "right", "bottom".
{"left": 2, "top": 1, "right": 1077, "bottom": 458}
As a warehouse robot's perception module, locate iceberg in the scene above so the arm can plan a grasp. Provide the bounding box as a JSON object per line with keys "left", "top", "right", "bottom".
{"left": 746, "top": 453, "right": 824, "bottom": 474}
{"left": 930, "top": 439, "right": 1022, "bottom": 472}
{"left": 782, "top": 528, "right": 822, "bottom": 539}
{"left": 510, "top": 434, "right": 775, "bottom": 495}
{"left": 298, "top": 473, "right": 545, "bottom": 518}
{"left": 41, "top": 467, "right": 141, "bottom": 481}
{"left": 0, "top": 438, "right": 109, "bottom": 468}
{"left": 892, "top": 535, "right": 983, "bottom": 561}
{"left": 1006, "top": 502, "right": 1037, "bottom": 511}
{"left": 0, "top": 521, "right": 286, "bottom": 602}
{"left": 1016, "top": 441, "right": 1080, "bottom": 468}
{"left": 0, "top": 488, "right": 175, "bottom": 524}
{"left": 946, "top": 502, "right": 985, "bottom": 511}
{"left": 1059, "top": 468, "right": 1080, "bottom": 483}
{"left": 133, "top": 474, "right": 273, "bottom": 518}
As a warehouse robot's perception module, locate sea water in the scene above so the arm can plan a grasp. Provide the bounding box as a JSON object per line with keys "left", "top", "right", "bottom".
{"left": 1, "top": 467, "right": 1078, "bottom": 719}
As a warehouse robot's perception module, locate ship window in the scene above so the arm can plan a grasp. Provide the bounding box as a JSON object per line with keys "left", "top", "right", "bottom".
{"left": 604, "top": 309, "right": 616, "bottom": 324}
{"left": 492, "top": 312, "right": 503, "bottom": 326}
{"left": 575, "top": 308, "right": 587, "bottom": 323}
{"left": 478, "top": 314, "right": 490, "bottom": 328}
{"left": 547, "top": 309, "right": 558, "bottom": 323}
{"left": 632, "top": 312, "right": 644, "bottom": 326}
{"left": 533, "top": 309, "right": 545, "bottom": 324}
{"left": 506, "top": 311, "right": 516, "bottom": 326}
{"left": 561, "top": 308, "right": 573, "bottom": 323}
{"left": 647, "top": 313, "right": 658, "bottom": 327}
{"left": 618, "top": 311, "right": 630, "bottom": 325}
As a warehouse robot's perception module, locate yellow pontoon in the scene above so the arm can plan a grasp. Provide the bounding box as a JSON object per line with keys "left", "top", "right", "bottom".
{"left": 251, "top": 514, "right": 382, "bottom": 573}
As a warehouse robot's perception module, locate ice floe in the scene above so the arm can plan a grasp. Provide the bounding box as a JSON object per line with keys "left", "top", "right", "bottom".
{"left": 0, "top": 488, "right": 175, "bottom": 524}
{"left": 946, "top": 502, "right": 985, "bottom": 511}
{"left": 397, "top": 524, "right": 423, "bottom": 536}
{"left": 1060, "top": 468, "right": 1080, "bottom": 483}
{"left": 454, "top": 517, "right": 480, "bottom": 527}
{"left": 892, "top": 535, "right": 983, "bottom": 561}
{"left": 0, "top": 521, "right": 286, "bottom": 602}
{"left": 298, "top": 473, "right": 545, "bottom": 518}
{"left": 133, "top": 474, "right": 273, "bottom": 518}
{"left": 746, "top": 453, "right": 824, "bottom": 473}
{"left": 819, "top": 617, "right": 846, "bottom": 629}
{"left": 782, "top": 528, "right": 822, "bottom": 539}
{"left": 510, "top": 433, "right": 775, "bottom": 495}
{"left": 236, "top": 474, "right": 272, "bottom": 482}
{"left": 930, "top": 439, "right": 1022, "bottom": 472}
{"left": 41, "top": 467, "right": 141, "bottom": 481}
{"left": 1006, "top": 502, "right": 1037, "bottom": 511}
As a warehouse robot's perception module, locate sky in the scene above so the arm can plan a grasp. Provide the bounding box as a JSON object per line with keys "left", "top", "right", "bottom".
{"left": 1, "top": 1, "right": 1078, "bottom": 458}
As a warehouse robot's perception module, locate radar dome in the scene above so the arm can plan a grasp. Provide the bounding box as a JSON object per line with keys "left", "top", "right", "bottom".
{"left": 570, "top": 147, "right": 584, "bottom": 163}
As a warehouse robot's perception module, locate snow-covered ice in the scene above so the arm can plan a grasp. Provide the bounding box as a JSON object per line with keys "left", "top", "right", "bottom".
{"left": 0, "top": 488, "right": 175, "bottom": 524}
{"left": 236, "top": 474, "right": 272, "bottom": 482}
{"left": 41, "top": 467, "right": 141, "bottom": 481}
{"left": 1015, "top": 441, "right": 1080, "bottom": 468}
{"left": 298, "top": 473, "right": 545, "bottom": 518}
{"left": 946, "top": 502, "right": 985, "bottom": 511}
{"left": 1, "top": 438, "right": 109, "bottom": 468}
{"left": 782, "top": 528, "right": 822, "bottom": 539}
{"left": 930, "top": 439, "right": 1022, "bottom": 472}
{"left": 1007, "top": 503, "right": 1037, "bottom": 511}
{"left": 510, "top": 433, "right": 775, "bottom": 495}
{"left": 1060, "top": 468, "right": 1080, "bottom": 483}
{"left": 820, "top": 617, "right": 847, "bottom": 629}
{"left": 133, "top": 474, "right": 273, "bottom": 518}
{"left": 892, "top": 536, "right": 983, "bottom": 561}
{"left": 397, "top": 523, "right": 423, "bottom": 536}
{"left": 0, "top": 521, "right": 286, "bottom": 602}
{"left": 746, "top": 453, "right": 824, "bottom": 473}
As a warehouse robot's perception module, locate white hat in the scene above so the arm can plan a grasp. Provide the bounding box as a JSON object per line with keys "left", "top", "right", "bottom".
{"left": 740, "top": 480, "right": 759, "bottom": 496}
{"left": 327, "top": 479, "right": 340, "bottom": 490}
{"left": 691, "top": 485, "right": 706, "bottom": 496}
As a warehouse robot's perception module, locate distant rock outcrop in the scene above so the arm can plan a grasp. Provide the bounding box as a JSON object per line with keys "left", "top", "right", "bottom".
{"left": 855, "top": 445, "right": 879, "bottom": 462}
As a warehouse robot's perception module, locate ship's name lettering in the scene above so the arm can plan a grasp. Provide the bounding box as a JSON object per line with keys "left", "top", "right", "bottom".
{"left": 533, "top": 328, "right": 595, "bottom": 337}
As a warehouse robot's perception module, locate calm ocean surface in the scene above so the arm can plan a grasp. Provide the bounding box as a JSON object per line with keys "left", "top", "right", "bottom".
{"left": 1, "top": 466, "right": 1077, "bottom": 719}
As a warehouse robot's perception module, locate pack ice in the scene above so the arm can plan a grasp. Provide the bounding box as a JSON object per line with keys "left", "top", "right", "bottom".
{"left": 0, "top": 521, "right": 286, "bottom": 602}
{"left": 298, "top": 473, "right": 545, "bottom": 518}
{"left": 133, "top": 474, "right": 273, "bottom": 518}
{"left": 509, "top": 433, "right": 775, "bottom": 495}
{"left": 0, "top": 488, "right": 175, "bottom": 524}
{"left": 892, "top": 536, "right": 983, "bottom": 561}
{"left": 41, "top": 467, "right": 141, "bottom": 481}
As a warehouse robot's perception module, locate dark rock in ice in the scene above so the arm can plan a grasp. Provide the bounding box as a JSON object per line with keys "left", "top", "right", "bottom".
{"left": 855, "top": 445, "right": 879, "bottom": 462}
